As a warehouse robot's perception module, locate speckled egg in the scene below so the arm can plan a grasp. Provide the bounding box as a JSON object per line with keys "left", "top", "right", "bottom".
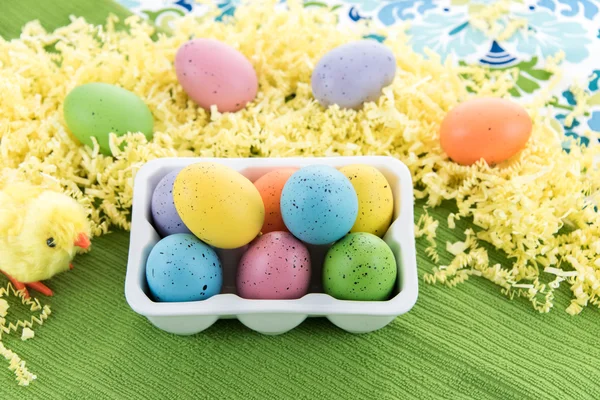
{"left": 323, "top": 232, "right": 397, "bottom": 301}
{"left": 253, "top": 168, "right": 299, "bottom": 234}
{"left": 173, "top": 162, "right": 264, "bottom": 249}
{"left": 440, "top": 97, "right": 533, "bottom": 165}
{"left": 339, "top": 164, "right": 394, "bottom": 237}
{"left": 145, "top": 234, "right": 222, "bottom": 302}
{"left": 280, "top": 165, "right": 358, "bottom": 245}
{"left": 311, "top": 40, "right": 396, "bottom": 109}
{"left": 63, "top": 83, "right": 154, "bottom": 155}
{"left": 175, "top": 39, "right": 258, "bottom": 112}
{"left": 151, "top": 170, "right": 192, "bottom": 237}
{"left": 237, "top": 232, "right": 311, "bottom": 299}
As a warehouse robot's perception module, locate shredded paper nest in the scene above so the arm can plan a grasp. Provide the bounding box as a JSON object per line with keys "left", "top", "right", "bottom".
{"left": 1, "top": 1, "right": 600, "bottom": 315}
{"left": 0, "top": 285, "right": 51, "bottom": 386}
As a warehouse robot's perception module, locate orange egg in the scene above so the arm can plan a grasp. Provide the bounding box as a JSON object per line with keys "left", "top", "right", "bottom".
{"left": 254, "top": 168, "right": 299, "bottom": 234}
{"left": 440, "top": 98, "right": 532, "bottom": 166}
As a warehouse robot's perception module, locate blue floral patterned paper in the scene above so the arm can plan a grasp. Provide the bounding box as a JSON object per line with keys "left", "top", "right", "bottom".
{"left": 118, "top": 0, "right": 600, "bottom": 144}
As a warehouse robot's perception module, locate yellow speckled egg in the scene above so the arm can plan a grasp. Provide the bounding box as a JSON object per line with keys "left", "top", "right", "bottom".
{"left": 339, "top": 164, "right": 394, "bottom": 237}
{"left": 173, "top": 162, "right": 264, "bottom": 249}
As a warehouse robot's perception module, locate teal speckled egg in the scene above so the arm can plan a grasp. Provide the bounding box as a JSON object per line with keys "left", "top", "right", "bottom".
{"left": 146, "top": 234, "right": 222, "bottom": 302}
{"left": 280, "top": 165, "right": 358, "bottom": 245}
{"left": 64, "top": 83, "right": 154, "bottom": 155}
{"left": 323, "top": 232, "right": 397, "bottom": 301}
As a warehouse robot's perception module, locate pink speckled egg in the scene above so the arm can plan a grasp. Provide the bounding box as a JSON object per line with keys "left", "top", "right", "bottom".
{"left": 237, "top": 232, "right": 311, "bottom": 300}
{"left": 174, "top": 39, "right": 258, "bottom": 112}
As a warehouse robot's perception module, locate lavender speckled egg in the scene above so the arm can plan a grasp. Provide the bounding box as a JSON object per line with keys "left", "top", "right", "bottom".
{"left": 280, "top": 165, "right": 358, "bottom": 245}
{"left": 237, "top": 232, "right": 311, "bottom": 299}
{"left": 146, "top": 234, "right": 222, "bottom": 302}
{"left": 151, "top": 170, "right": 191, "bottom": 237}
{"left": 311, "top": 40, "right": 396, "bottom": 109}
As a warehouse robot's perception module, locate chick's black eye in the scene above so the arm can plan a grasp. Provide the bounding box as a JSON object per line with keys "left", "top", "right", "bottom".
{"left": 46, "top": 238, "right": 56, "bottom": 248}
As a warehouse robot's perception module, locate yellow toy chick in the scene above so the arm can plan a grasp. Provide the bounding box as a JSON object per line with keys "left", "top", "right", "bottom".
{"left": 0, "top": 182, "right": 91, "bottom": 298}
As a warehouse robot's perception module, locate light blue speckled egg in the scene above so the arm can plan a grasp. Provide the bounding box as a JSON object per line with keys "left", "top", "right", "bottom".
{"left": 311, "top": 40, "right": 396, "bottom": 109}
{"left": 151, "top": 170, "right": 192, "bottom": 237}
{"left": 145, "top": 234, "right": 222, "bottom": 302}
{"left": 280, "top": 165, "right": 358, "bottom": 245}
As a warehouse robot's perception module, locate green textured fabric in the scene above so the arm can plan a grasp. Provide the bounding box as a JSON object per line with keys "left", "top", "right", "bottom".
{"left": 0, "top": 0, "right": 131, "bottom": 39}
{"left": 1, "top": 1, "right": 599, "bottom": 399}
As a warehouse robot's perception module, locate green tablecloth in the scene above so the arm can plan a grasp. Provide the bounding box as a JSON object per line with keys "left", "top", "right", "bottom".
{"left": 1, "top": 1, "right": 599, "bottom": 399}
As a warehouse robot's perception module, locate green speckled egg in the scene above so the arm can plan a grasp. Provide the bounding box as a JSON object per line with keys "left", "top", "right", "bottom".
{"left": 63, "top": 83, "right": 154, "bottom": 155}
{"left": 323, "top": 232, "right": 397, "bottom": 301}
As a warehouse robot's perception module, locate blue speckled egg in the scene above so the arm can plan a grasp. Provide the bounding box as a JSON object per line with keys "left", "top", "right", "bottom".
{"left": 145, "top": 234, "right": 222, "bottom": 302}
{"left": 151, "top": 170, "right": 192, "bottom": 237}
{"left": 311, "top": 40, "right": 396, "bottom": 109}
{"left": 280, "top": 165, "right": 358, "bottom": 245}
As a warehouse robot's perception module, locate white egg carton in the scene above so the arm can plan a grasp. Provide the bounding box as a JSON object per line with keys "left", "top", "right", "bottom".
{"left": 125, "top": 156, "right": 418, "bottom": 335}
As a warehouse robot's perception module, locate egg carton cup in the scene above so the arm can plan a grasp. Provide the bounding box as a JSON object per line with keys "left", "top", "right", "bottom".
{"left": 125, "top": 156, "right": 418, "bottom": 335}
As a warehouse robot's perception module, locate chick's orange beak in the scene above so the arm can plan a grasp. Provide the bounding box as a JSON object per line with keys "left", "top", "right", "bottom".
{"left": 74, "top": 233, "right": 91, "bottom": 250}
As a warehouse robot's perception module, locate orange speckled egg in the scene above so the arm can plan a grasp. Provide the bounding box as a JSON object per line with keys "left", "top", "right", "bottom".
{"left": 440, "top": 98, "right": 532, "bottom": 166}
{"left": 254, "top": 168, "right": 299, "bottom": 234}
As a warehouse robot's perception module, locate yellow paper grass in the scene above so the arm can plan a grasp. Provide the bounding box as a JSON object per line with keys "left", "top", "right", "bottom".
{"left": 0, "top": 284, "right": 51, "bottom": 386}
{"left": 1, "top": 1, "right": 600, "bottom": 314}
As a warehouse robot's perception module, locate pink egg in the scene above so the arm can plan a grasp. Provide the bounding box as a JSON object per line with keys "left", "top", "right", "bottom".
{"left": 237, "top": 232, "right": 311, "bottom": 300}
{"left": 174, "top": 39, "right": 258, "bottom": 113}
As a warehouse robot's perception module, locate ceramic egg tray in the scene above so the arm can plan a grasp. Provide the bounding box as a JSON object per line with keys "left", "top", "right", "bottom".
{"left": 124, "top": 156, "right": 418, "bottom": 335}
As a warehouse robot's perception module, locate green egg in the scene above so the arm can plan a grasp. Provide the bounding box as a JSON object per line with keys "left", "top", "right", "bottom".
{"left": 63, "top": 83, "right": 153, "bottom": 155}
{"left": 323, "top": 232, "right": 397, "bottom": 301}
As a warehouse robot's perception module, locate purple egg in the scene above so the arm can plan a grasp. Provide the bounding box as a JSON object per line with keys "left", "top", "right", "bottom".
{"left": 311, "top": 40, "right": 396, "bottom": 109}
{"left": 151, "top": 170, "right": 192, "bottom": 237}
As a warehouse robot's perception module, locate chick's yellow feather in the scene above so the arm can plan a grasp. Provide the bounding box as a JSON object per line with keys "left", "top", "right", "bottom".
{"left": 0, "top": 182, "right": 91, "bottom": 283}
